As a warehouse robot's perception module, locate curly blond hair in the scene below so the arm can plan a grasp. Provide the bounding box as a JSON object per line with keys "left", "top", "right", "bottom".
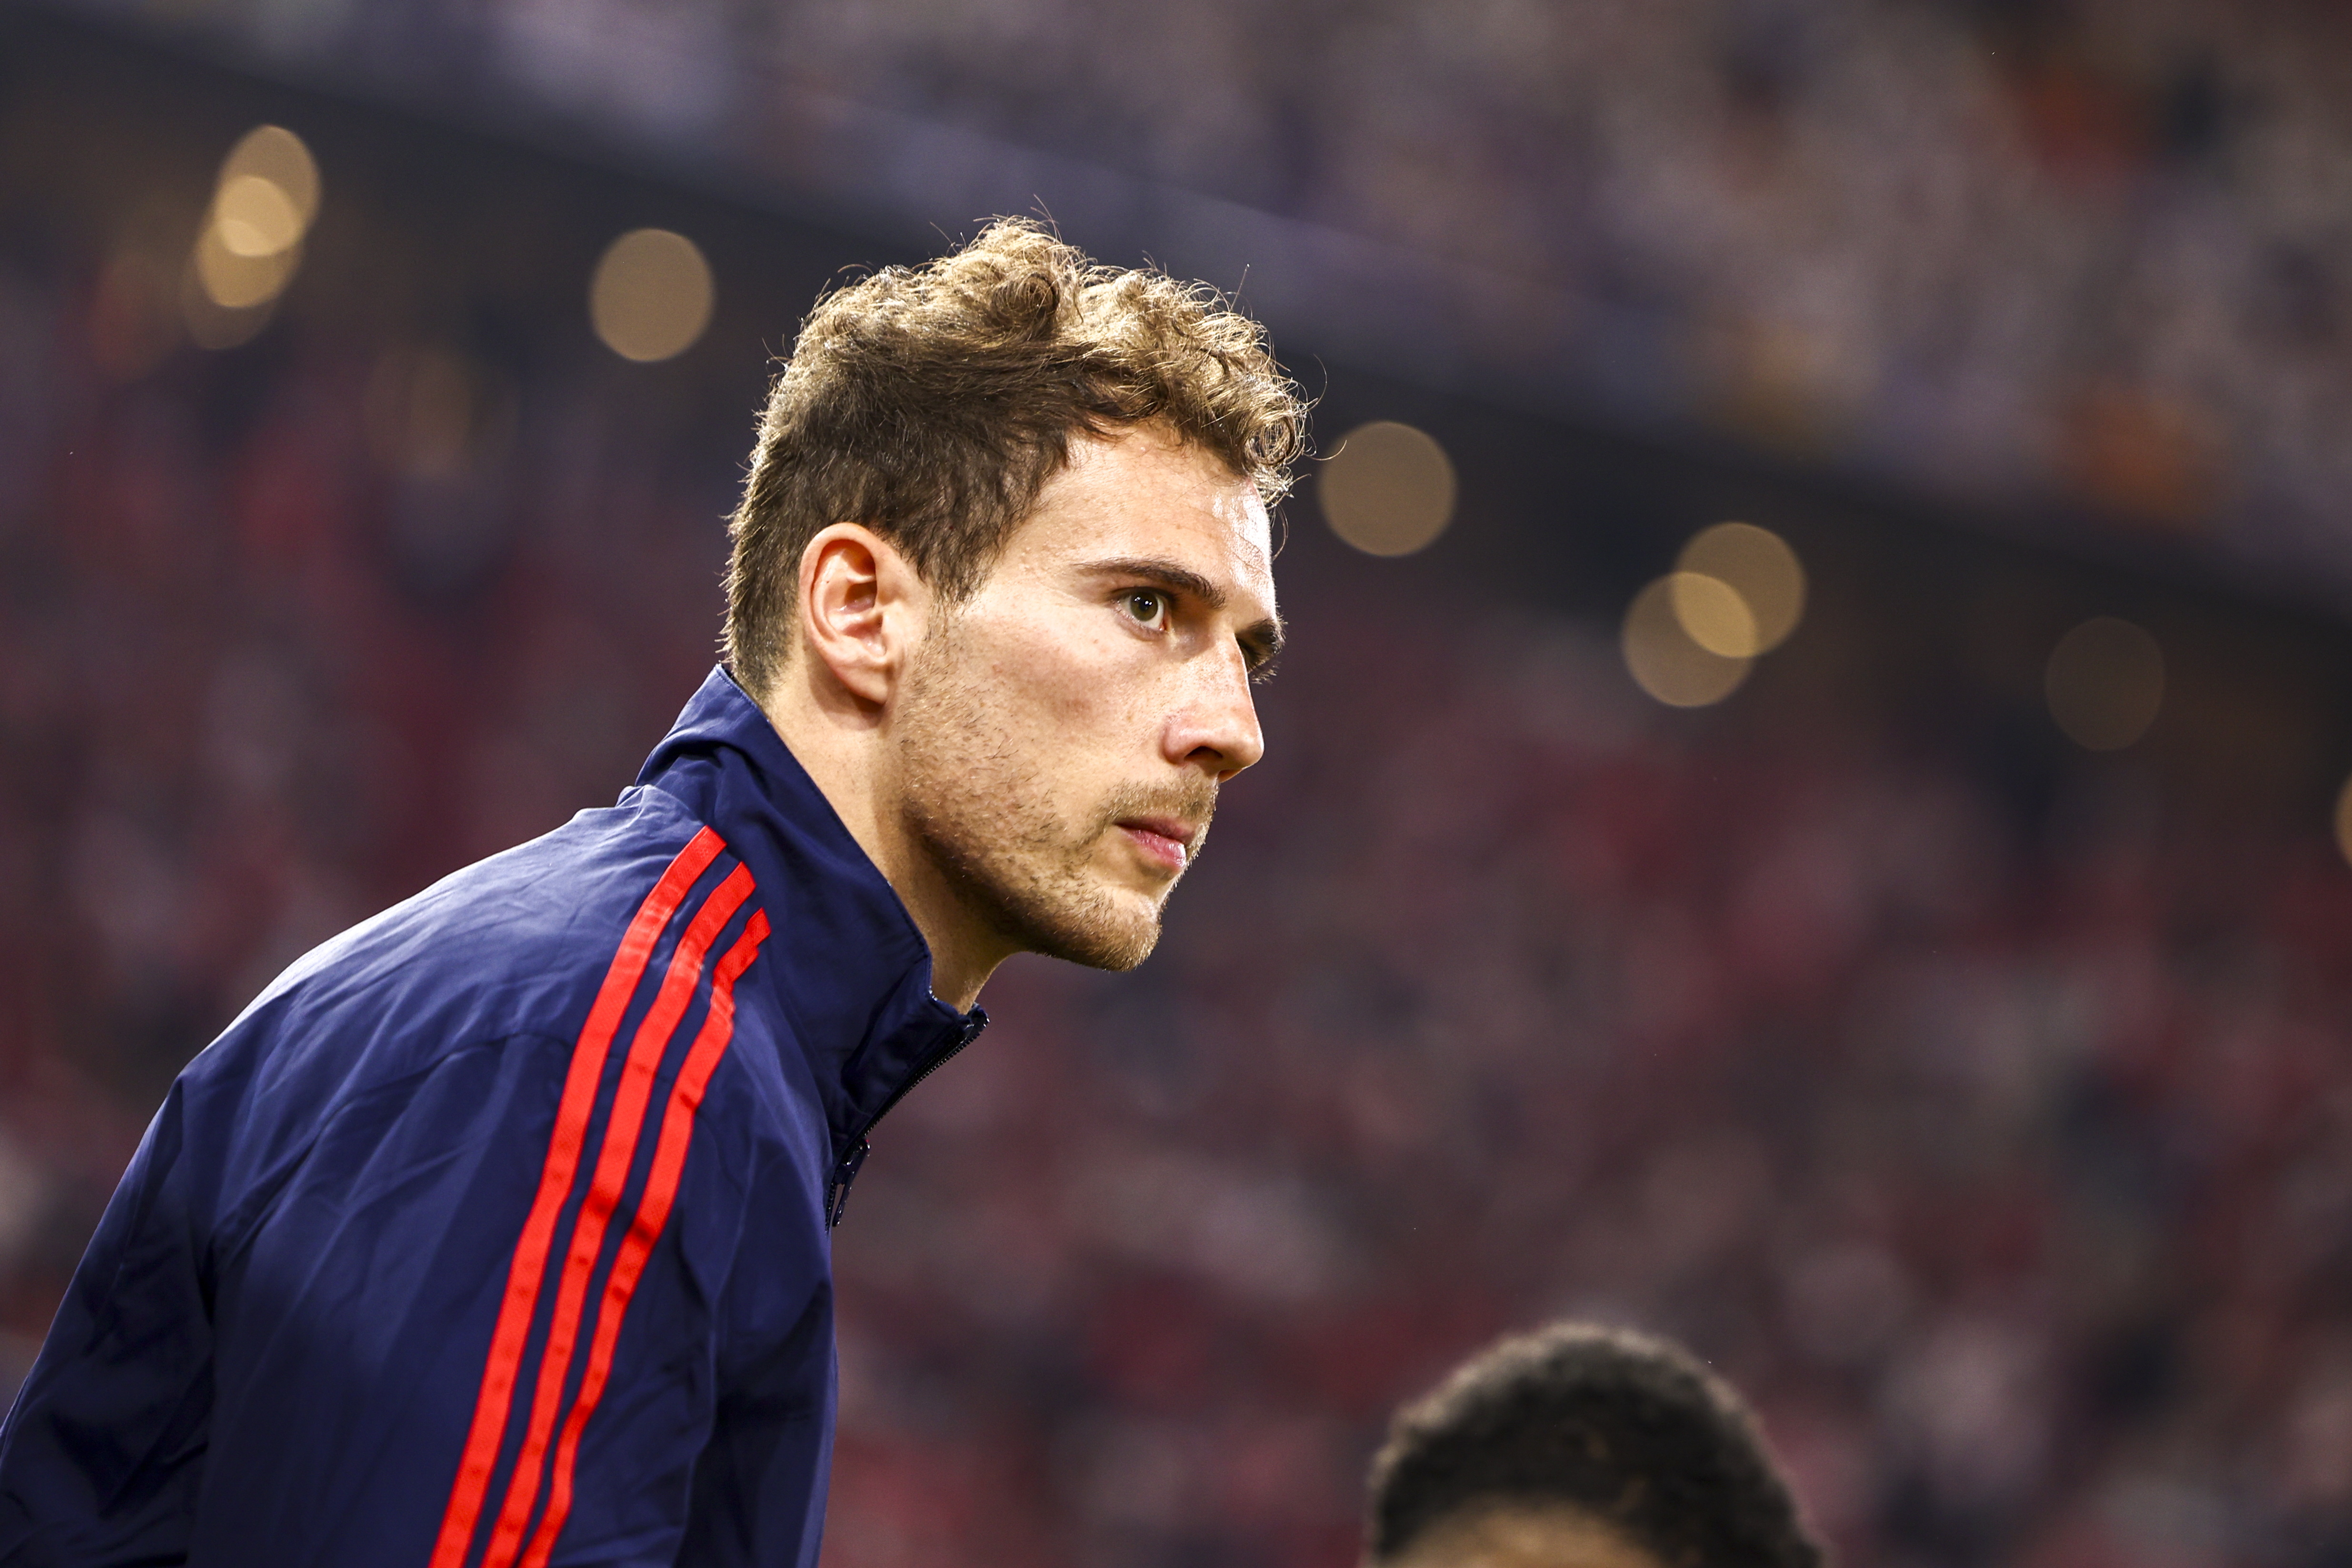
{"left": 723, "top": 219, "right": 1308, "bottom": 697}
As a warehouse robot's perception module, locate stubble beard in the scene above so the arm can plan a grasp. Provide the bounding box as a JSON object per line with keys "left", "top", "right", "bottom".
{"left": 892, "top": 623, "right": 1215, "bottom": 972}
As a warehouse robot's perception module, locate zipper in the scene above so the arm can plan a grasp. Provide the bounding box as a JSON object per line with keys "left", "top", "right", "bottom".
{"left": 826, "top": 1011, "right": 987, "bottom": 1228}
{"left": 825, "top": 1141, "right": 869, "bottom": 1228}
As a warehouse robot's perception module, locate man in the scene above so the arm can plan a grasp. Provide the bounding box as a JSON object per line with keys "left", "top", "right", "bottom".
{"left": 0, "top": 220, "right": 1304, "bottom": 1565}
{"left": 1365, "top": 1322, "right": 1824, "bottom": 1568}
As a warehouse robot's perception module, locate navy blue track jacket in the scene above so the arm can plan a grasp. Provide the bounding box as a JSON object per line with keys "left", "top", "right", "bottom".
{"left": 0, "top": 669, "right": 985, "bottom": 1567}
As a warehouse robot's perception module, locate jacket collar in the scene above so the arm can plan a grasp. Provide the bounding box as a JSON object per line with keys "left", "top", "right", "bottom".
{"left": 633, "top": 667, "right": 984, "bottom": 1159}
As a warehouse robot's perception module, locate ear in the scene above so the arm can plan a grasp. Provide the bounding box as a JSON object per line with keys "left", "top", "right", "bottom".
{"left": 795, "top": 523, "right": 929, "bottom": 709}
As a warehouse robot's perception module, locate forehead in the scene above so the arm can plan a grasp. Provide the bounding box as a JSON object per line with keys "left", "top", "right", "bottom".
{"left": 1001, "top": 426, "right": 1275, "bottom": 601}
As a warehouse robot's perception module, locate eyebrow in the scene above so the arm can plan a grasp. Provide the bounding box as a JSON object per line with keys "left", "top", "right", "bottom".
{"left": 1085, "top": 555, "right": 1286, "bottom": 672}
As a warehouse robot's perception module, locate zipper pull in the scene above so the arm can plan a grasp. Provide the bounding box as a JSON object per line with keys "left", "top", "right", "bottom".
{"left": 827, "top": 1138, "right": 871, "bottom": 1228}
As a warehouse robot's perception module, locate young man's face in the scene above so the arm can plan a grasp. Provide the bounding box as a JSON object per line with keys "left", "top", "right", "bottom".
{"left": 889, "top": 422, "right": 1278, "bottom": 971}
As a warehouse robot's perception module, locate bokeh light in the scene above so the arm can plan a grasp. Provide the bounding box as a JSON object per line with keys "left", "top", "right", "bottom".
{"left": 185, "top": 124, "right": 320, "bottom": 343}
{"left": 212, "top": 175, "right": 303, "bottom": 258}
{"left": 192, "top": 226, "right": 298, "bottom": 310}
{"left": 181, "top": 255, "right": 280, "bottom": 348}
{"left": 1623, "top": 573, "right": 1753, "bottom": 707}
{"left": 218, "top": 125, "right": 321, "bottom": 228}
{"left": 1318, "top": 420, "right": 1456, "bottom": 556}
{"left": 2045, "top": 616, "right": 2165, "bottom": 751}
{"left": 1677, "top": 522, "right": 1805, "bottom": 653}
{"left": 589, "top": 228, "right": 714, "bottom": 362}
{"left": 1667, "top": 570, "right": 1759, "bottom": 659}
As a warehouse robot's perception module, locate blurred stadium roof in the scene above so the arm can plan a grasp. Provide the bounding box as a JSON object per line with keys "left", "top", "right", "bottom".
{"left": 20, "top": 0, "right": 2352, "bottom": 617}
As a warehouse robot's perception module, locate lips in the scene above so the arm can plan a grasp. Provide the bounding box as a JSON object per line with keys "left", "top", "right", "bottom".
{"left": 1117, "top": 818, "right": 1196, "bottom": 873}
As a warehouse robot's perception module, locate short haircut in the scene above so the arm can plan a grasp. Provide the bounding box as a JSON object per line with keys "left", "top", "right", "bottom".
{"left": 1365, "top": 1322, "right": 1824, "bottom": 1568}
{"left": 722, "top": 219, "right": 1308, "bottom": 697}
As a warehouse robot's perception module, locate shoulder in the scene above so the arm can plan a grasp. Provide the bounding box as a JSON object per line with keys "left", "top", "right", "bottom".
{"left": 187, "top": 788, "right": 735, "bottom": 1105}
{"left": 306, "top": 786, "right": 716, "bottom": 1016}
{"left": 179, "top": 788, "right": 816, "bottom": 1239}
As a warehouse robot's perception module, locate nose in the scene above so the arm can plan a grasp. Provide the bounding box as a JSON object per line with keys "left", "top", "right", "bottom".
{"left": 1165, "top": 641, "right": 1266, "bottom": 781}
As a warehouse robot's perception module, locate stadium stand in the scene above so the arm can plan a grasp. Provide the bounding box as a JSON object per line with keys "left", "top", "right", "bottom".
{"left": 30, "top": 0, "right": 2352, "bottom": 605}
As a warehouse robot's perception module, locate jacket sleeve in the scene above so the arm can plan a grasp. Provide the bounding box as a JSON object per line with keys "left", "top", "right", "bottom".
{"left": 0, "top": 1082, "right": 211, "bottom": 1568}
{"left": 0, "top": 1026, "right": 797, "bottom": 1568}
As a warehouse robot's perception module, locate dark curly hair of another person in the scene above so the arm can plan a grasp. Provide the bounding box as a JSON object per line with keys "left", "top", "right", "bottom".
{"left": 1366, "top": 1322, "right": 1825, "bottom": 1568}
{"left": 723, "top": 218, "right": 1308, "bottom": 699}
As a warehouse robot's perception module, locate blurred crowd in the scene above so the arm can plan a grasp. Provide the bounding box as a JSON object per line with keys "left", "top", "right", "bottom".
{"left": 56, "top": 0, "right": 2352, "bottom": 599}
{"left": 825, "top": 602, "right": 2352, "bottom": 1568}
{"left": 8, "top": 16, "right": 2352, "bottom": 1568}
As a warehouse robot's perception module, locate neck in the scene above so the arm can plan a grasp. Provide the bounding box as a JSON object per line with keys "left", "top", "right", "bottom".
{"left": 751, "top": 663, "right": 1008, "bottom": 1011}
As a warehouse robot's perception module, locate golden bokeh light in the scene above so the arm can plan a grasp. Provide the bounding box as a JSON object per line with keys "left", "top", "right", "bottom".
{"left": 1624, "top": 574, "right": 1753, "bottom": 708}
{"left": 2045, "top": 616, "right": 2165, "bottom": 751}
{"left": 589, "top": 229, "right": 715, "bottom": 363}
{"left": 193, "top": 223, "right": 298, "bottom": 309}
{"left": 219, "top": 125, "right": 321, "bottom": 227}
{"left": 1318, "top": 420, "right": 1456, "bottom": 556}
{"left": 187, "top": 124, "right": 320, "bottom": 336}
{"left": 213, "top": 175, "right": 304, "bottom": 258}
{"left": 1677, "top": 521, "right": 1805, "bottom": 652}
{"left": 1667, "top": 570, "right": 1759, "bottom": 659}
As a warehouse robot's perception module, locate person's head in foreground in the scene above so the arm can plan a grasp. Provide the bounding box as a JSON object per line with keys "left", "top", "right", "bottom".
{"left": 1366, "top": 1322, "right": 1826, "bottom": 1568}
{"left": 728, "top": 217, "right": 1305, "bottom": 1005}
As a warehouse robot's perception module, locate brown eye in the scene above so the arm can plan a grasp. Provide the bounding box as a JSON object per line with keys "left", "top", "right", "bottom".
{"left": 1124, "top": 590, "right": 1168, "bottom": 628}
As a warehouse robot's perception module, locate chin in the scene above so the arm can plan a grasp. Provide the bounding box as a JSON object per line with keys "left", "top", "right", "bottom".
{"left": 908, "top": 794, "right": 1176, "bottom": 972}
{"left": 1005, "top": 883, "right": 1166, "bottom": 972}
{"left": 1060, "top": 930, "right": 1158, "bottom": 972}
{"left": 1043, "top": 903, "right": 1164, "bottom": 972}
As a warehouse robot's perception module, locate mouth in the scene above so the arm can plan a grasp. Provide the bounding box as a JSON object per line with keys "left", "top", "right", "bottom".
{"left": 1116, "top": 817, "right": 1196, "bottom": 874}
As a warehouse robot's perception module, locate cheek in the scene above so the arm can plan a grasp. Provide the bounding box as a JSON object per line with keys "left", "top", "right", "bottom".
{"left": 986, "top": 617, "right": 1151, "bottom": 736}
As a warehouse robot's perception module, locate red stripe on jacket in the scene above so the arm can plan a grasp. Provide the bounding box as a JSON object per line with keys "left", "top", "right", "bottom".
{"left": 427, "top": 825, "right": 726, "bottom": 1568}
{"left": 479, "top": 861, "right": 758, "bottom": 1568}
{"left": 517, "top": 909, "right": 772, "bottom": 1568}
